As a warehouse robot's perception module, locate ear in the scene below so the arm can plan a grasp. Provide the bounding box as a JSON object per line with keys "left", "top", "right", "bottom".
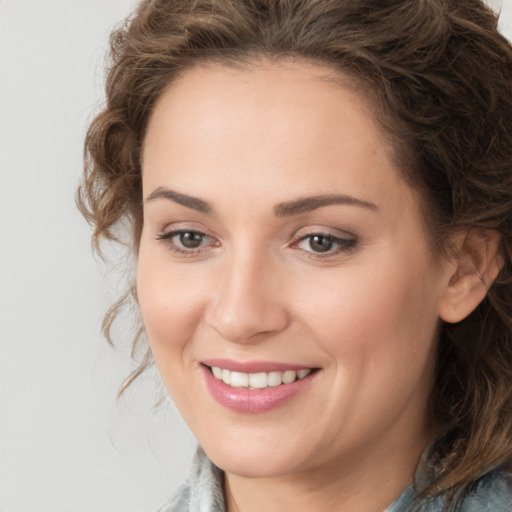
{"left": 439, "top": 229, "right": 503, "bottom": 324}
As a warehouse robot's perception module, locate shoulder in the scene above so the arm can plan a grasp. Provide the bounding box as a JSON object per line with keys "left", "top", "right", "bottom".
{"left": 387, "top": 470, "right": 512, "bottom": 512}
{"left": 457, "top": 470, "right": 512, "bottom": 511}
{"left": 156, "top": 446, "right": 226, "bottom": 512}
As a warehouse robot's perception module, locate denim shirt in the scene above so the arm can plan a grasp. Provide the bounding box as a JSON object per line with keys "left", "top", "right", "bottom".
{"left": 157, "top": 446, "right": 512, "bottom": 512}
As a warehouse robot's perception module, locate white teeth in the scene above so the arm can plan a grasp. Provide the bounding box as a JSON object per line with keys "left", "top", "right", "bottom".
{"left": 230, "top": 371, "right": 249, "bottom": 388}
{"left": 249, "top": 372, "right": 268, "bottom": 389}
{"left": 222, "top": 369, "right": 231, "bottom": 385}
{"left": 267, "top": 371, "right": 283, "bottom": 387}
{"left": 297, "top": 369, "right": 311, "bottom": 379}
{"left": 212, "top": 366, "right": 223, "bottom": 379}
{"left": 282, "top": 370, "right": 296, "bottom": 384}
{"left": 210, "top": 366, "right": 313, "bottom": 389}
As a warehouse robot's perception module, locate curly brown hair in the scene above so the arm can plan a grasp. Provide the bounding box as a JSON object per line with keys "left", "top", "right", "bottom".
{"left": 77, "top": 0, "right": 512, "bottom": 507}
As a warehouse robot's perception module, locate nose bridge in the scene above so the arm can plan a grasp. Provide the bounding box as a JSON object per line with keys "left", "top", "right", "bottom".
{"left": 205, "top": 242, "right": 288, "bottom": 343}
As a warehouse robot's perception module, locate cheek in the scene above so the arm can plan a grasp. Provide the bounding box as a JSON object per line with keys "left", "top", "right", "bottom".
{"left": 295, "top": 262, "right": 440, "bottom": 441}
{"left": 136, "top": 251, "right": 213, "bottom": 417}
{"left": 297, "top": 256, "right": 440, "bottom": 392}
{"left": 136, "top": 248, "right": 206, "bottom": 359}
{"left": 298, "top": 262, "right": 436, "bottom": 346}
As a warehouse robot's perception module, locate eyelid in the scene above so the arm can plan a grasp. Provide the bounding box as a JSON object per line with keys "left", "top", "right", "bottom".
{"left": 155, "top": 220, "right": 218, "bottom": 242}
{"left": 290, "top": 228, "right": 358, "bottom": 258}
{"left": 293, "top": 226, "right": 357, "bottom": 241}
{"left": 156, "top": 227, "right": 218, "bottom": 256}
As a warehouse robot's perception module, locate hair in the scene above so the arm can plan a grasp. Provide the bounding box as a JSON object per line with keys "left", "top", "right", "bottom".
{"left": 77, "top": 0, "right": 512, "bottom": 507}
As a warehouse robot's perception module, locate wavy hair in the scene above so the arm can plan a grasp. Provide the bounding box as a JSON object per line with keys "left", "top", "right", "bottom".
{"left": 77, "top": 0, "right": 512, "bottom": 506}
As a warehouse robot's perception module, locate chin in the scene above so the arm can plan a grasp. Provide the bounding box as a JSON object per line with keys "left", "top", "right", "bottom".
{"left": 201, "top": 436, "right": 308, "bottom": 478}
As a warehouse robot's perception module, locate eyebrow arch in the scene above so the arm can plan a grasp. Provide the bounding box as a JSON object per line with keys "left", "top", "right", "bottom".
{"left": 145, "top": 187, "right": 214, "bottom": 214}
{"left": 274, "top": 194, "right": 378, "bottom": 217}
{"left": 145, "top": 187, "right": 378, "bottom": 217}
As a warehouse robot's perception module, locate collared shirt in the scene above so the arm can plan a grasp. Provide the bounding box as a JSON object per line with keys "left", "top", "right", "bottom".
{"left": 157, "top": 446, "right": 512, "bottom": 512}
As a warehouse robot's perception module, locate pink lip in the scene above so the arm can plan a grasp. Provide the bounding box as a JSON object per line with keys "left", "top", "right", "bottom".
{"left": 200, "top": 364, "right": 318, "bottom": 414}
{"left": 201, "top": 358, "right": 312, "bottom": 373}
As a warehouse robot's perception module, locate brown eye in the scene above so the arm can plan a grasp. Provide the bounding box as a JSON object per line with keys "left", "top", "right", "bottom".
{"left": 308, "top": 235, "right": 333, "bottom": 253}
{"left": 295, "top": 232, "right": 357, "bottom": 256}
{"left": 179, "top": 231, "right": 205, "bottom": 248}
{"left": 156, "top": 229, "right": 214, "bottom": 255}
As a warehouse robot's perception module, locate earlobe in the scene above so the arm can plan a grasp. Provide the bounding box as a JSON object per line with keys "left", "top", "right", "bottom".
{"left": 439, "top": 229, "right": 503, "bottom": 324}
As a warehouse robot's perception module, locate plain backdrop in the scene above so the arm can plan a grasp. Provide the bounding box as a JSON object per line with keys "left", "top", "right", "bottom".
{"left": 0, "top": 1, "right": 511, "bottom": 511}
{"left": 0, "top": 2, "right": 197, "bottom": 512}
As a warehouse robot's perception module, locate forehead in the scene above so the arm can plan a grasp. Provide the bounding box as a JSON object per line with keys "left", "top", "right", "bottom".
{"left": 143, "top": 59, "right": 379, "bottom": 159}
{"left": 142, "top": 59, "right": 419, "bottom": 223}
{"left": 144, "top": 59, "right": 375, "bottom": 152}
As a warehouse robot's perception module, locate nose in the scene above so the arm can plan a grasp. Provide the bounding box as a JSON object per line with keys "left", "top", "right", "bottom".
{"left": 204, "top": 250, "right": 290, "bottom": 344}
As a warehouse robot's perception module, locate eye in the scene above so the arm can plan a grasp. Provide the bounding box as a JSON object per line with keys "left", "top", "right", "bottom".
{"left": 156, "top": 229, "right": 215, "bottom": 255}
{"left": 176, "top": 231, "right": 206, "bottom": 248}
{"left": 295, "top": 233, "right": 357, "bottom": 256}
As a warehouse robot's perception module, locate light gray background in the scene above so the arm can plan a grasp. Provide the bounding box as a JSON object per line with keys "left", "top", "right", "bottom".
{"left": 0, "top": 2, "right": 196, "bottom": 511}
{"left": 1, "top": 1, "right": 511, "bottom": 511}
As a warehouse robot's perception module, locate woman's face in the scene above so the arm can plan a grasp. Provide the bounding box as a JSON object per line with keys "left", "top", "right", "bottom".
{"left": 137, "top": 60, "right": 453, "bottom": 479}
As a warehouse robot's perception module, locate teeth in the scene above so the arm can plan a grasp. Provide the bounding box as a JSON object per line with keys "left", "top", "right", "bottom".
{"left": 230, "top": 371, "right": 249, "bottom": 388}
{"left": 267, "top": 371, "right": 282, "bottom": 387}
{"left": 210, "top": 367, "right": 312, "bottom": 389}
{"left": 297, "top": 369, "right": 310, "bottom": 379}
{"left": 222, "top": 369, "right": 231, "bottom": 385}
{"left": 282, "top": 370, "right": 296, "bottom": 384}
{"left": 249, "top": 372, "right": 268, "bottom": 389}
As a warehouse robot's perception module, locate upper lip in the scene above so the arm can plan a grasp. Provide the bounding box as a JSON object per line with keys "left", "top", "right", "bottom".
{"left": 201, "top": 358, "right": 315, "bottom": 373}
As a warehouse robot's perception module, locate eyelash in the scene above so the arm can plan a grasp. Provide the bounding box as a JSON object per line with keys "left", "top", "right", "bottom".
{"left": 156, "top": 230, "right": 215, "bottom": 256}
{"left": 156, "top": 229, "right": 357, "bottom": 259}
{"left": 292, "top": 232, "right": 357, "bottom": 259}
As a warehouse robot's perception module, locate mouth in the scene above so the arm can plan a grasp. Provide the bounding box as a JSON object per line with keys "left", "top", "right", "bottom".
{"left": 207, "top": 365, "right": 315, "bottom": 389}
{"left": 200, "top": 360, "right": 320, "bottom": 412}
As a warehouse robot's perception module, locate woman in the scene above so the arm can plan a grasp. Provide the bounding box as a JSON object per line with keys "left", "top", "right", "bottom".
{"left": 78, "top": 0, "right": 512, "bottom": 510}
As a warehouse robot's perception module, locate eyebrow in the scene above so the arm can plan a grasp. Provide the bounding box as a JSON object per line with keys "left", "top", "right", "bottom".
{"left": 145, "top": 187, "right": 378, "bottom": 216}
{"left": 145, "top": 187, "right": 214, "bottom": 214}
{"left": 274, "top": 194, "right": 378, "bottom": 217}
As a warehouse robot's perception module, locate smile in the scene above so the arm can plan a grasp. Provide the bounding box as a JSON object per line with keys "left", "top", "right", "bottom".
{"left": 201, "top": 362, "right": 319, "bottom": 413}
{"left": 209, "top": 366, "right": 312, "bottom": 389}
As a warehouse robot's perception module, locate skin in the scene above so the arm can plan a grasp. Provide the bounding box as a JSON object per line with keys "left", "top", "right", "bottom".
{"left": 137, "top": 60, "right": 460, "bottom": 512}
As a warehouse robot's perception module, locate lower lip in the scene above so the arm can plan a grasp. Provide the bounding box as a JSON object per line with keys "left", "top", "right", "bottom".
{"left": 201, "top": 365, "right": 317, "bottom": 413}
